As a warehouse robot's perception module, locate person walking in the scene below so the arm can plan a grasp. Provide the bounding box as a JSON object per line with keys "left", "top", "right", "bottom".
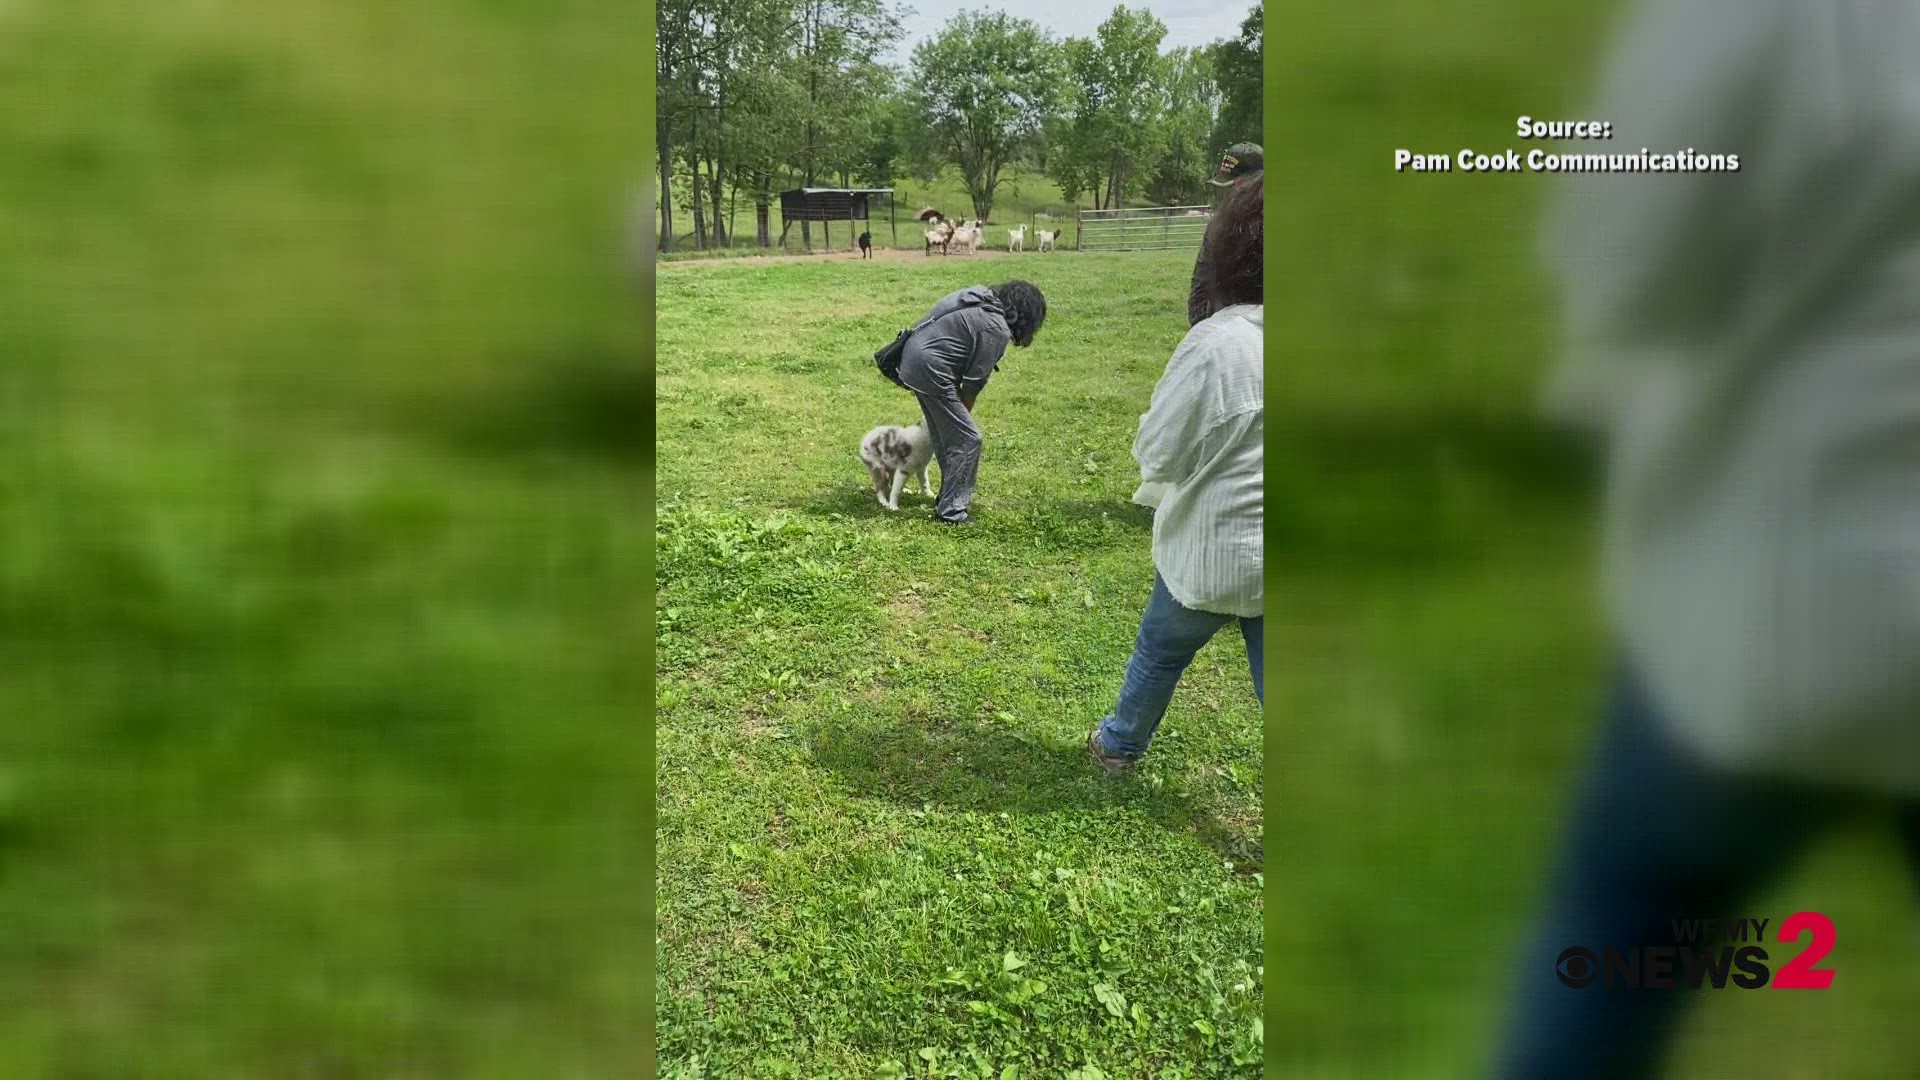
{"left": 1090, "top": 173, "right": 1265, "bottom": 771}
{"left": 895, "top": 280, "right": 1047, "bottom": 525}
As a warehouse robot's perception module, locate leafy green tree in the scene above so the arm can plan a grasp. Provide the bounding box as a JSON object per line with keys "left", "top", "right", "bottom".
{"left": 1048, "top": 7, "right": 1170, "bottom": 209}
{"left": 1208, "top": 3, "right": 1262, "bottom": 158}
{"left": 658, "top": 0, "right": 796, "bottom": 249}
{"left": 910, "top": 11, "right": 1065, "bottom": 221}
{"left": 817, "top": 57, "right": 898, "bottom": 186}
{"left": 855, "top": 90, "right": 914, "bottom": 187}
{"left": 787, "top": 0, "right": 902, "bottom": 244}
{"left": 718, "top": 52, "right": 806, "bottom": 247}
{"left": 1046, "top": 37, "right": 1102, "bottom": 205}
{"left": 658, "top": 0, "right": 899, "bottom": 250}
{"left": 654, "top": 0, "right": 698, "bottom": 248}
{"left": 1143, "top": 45, "right": 1219, "bottom": 206}
{"left": 693, "top": 0, "right": 804, "bottom": 246}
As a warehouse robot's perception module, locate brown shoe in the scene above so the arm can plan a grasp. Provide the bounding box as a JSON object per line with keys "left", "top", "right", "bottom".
{"left": 1085, "top": 727, "right": 1135, "bottom": 775}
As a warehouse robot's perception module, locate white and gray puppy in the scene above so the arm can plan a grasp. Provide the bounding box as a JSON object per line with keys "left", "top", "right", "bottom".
{"left": 859, "top": 422, "right": 934, "bottom": 510}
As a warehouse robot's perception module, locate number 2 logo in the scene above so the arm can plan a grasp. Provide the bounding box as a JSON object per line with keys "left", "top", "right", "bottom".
{"left": 1773, "top": 911, "right": 1836, "bottom": 990}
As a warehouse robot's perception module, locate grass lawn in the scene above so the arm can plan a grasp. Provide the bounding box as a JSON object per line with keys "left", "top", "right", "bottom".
{"left": 0, "top": 2, "right": 645, "bottom": 1075}
{"left": 653, "top": 249, "right": 1264, "bottom": 1075}
{"left": 1269, "top": 3, "right": 1920, "bottom": 1076}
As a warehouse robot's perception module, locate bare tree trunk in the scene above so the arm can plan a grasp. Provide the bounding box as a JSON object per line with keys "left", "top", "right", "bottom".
{"left": 755, "top": 171, "right": 771, "bottom": 247}
{"left": 727, "top": 172, "right": 741, "bottom": 246}
{"left": 802, "top": 122, "right": 816, "bottom": 249}
{"left": 690, "top": 166, "right": 706, "bottom": 249}
{"left": 657, "top": 119, "right": 675, "bottom": 251}
{"left": 688, "top": 105, "right": 706, "bottom": 249}
{"left": 708, "top": 84, "right": 727, "bottom": 246}
{"left": 707, "top": 154, "right": 726, "bottom": 246}
{"left": 800, "top": 0, "right": 817, "bottom": 249}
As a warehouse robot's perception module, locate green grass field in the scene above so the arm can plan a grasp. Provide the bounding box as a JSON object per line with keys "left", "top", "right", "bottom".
{"left": 0, "top": 2, "right": 645, "bottom": 1075}
{"left": 653, "top": 250, "right": 1263, "bottom": 1075}
{"left": 1269, "top": 3, "right": 1920, "bottom": 1076}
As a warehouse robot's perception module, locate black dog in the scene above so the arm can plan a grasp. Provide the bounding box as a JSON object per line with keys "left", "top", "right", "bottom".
{"left": 858, "top": 231, "right": 872, "bottom": 259}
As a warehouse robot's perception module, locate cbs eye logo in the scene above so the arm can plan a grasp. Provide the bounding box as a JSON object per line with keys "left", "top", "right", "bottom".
{"left": 1556, "top": 946, "right": 1599, "bottom": 989}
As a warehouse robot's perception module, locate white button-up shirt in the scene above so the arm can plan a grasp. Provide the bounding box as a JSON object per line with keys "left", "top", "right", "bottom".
{"left": 1132, "top": 304, "right": 1264, "bottom": 619}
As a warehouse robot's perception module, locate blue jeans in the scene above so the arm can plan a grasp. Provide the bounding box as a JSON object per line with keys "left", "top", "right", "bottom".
{"left": 1094, "top": 573, "right": 1264, "bottom": 761}
{"left": 1495, "top": 666, "right": 1920, "bottom": 1079}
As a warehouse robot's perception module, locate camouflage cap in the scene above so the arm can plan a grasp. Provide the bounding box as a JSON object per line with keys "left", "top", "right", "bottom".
{"left": 1209, "top": 142, "right": 1264, "bottom": 186}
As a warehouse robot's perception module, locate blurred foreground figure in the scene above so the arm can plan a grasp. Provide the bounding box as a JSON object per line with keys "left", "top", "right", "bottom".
{"left": 1498, "top": 2, "right": 1920, "bottom": 1076}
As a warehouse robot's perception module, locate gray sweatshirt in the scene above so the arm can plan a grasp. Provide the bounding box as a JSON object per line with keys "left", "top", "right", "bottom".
{"left": 897, "top": 287, "right": 1012, "bottom": 396}
{"left": 1547, "top": 0, "right": 1920, "bottom": 793}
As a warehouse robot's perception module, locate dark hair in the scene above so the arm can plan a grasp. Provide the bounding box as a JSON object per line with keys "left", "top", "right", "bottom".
{"left": 1200, "top": 173, "right": 1262, "bottom": 308}
{"left": 990, "top": 280, "right": 1047, "bottom": 347}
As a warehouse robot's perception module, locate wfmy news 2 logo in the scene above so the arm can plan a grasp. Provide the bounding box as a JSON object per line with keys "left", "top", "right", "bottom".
{"left": 1555, "top": 912, "right": 1836, "bottom": 991}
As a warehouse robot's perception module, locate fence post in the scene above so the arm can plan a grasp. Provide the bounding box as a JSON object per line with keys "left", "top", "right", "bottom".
{"left": 1075, "top": 206, "right": 1082, "bottom": 251}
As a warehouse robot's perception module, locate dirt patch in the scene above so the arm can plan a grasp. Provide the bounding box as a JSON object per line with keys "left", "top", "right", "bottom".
{"left": 739, "top": 706, "right": 782, "bottom": 738}
{"left": 884, "top": 592, "right": 926, "bottom": 626}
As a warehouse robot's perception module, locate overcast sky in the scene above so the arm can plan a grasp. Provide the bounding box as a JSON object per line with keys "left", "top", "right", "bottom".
{"left": 882, "top": 0, "right": 1254, "bottom": 65}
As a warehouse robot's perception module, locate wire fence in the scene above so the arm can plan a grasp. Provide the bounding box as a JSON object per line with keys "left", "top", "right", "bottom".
{"left": 1014, "top": 208, "right": 1075, "bottom": 252}
{"left": 1075, "top": 204, "right": 1212, "bottom": 252}
{"left": 655, "top": 201, "right": 1214, "bottom": 258}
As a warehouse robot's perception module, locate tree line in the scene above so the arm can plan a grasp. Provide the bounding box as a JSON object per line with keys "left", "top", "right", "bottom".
{"left": 655, "top": 0, "right": 1263, "bottom": 250}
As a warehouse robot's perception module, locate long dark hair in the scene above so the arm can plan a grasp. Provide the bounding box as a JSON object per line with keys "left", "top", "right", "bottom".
{"left": 990, "top": 280, "right": 1047, "bottom": 347}
{"left": 1200, "top": 172, "right": 1262, "bottom": 308}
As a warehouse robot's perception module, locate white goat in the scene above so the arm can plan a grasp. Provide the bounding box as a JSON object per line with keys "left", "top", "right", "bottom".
{"left": 1007, "top": 224, "right": 1025, "bottom": 253}
{"left": 1036, "top": 228, "right": 1059, "bottom": 253}
{"left": 924, "top": 220, "right": 953, "bottom": 255}
{"left": 948, "top": 220, "right": 982, "bottom": 254}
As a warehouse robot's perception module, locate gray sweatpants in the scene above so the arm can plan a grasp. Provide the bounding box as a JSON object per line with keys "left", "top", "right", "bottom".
{"left": 911, "top": 387, "right": 981, "bottom": 522}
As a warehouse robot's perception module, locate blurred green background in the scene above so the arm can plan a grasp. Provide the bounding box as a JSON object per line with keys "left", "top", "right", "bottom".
{"left": 0, "top": 1, "right": 647, "bottom": 1075}
{"left": 1270, "top": 2, "right": 1920, "bottom": 1076}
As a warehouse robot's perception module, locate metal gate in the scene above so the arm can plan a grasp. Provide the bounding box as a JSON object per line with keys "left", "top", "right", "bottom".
{"left": 1075, "top": 204, "right": 1211, "bottom": 251}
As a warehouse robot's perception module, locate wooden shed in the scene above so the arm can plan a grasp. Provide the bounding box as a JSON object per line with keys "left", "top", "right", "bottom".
{"left": 776, "top": 188, "right": 896, "bottom": 250}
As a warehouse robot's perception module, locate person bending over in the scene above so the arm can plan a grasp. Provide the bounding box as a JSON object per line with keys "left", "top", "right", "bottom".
{"left": 895, "top": 280, "right": 1047, "bottom": 525}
